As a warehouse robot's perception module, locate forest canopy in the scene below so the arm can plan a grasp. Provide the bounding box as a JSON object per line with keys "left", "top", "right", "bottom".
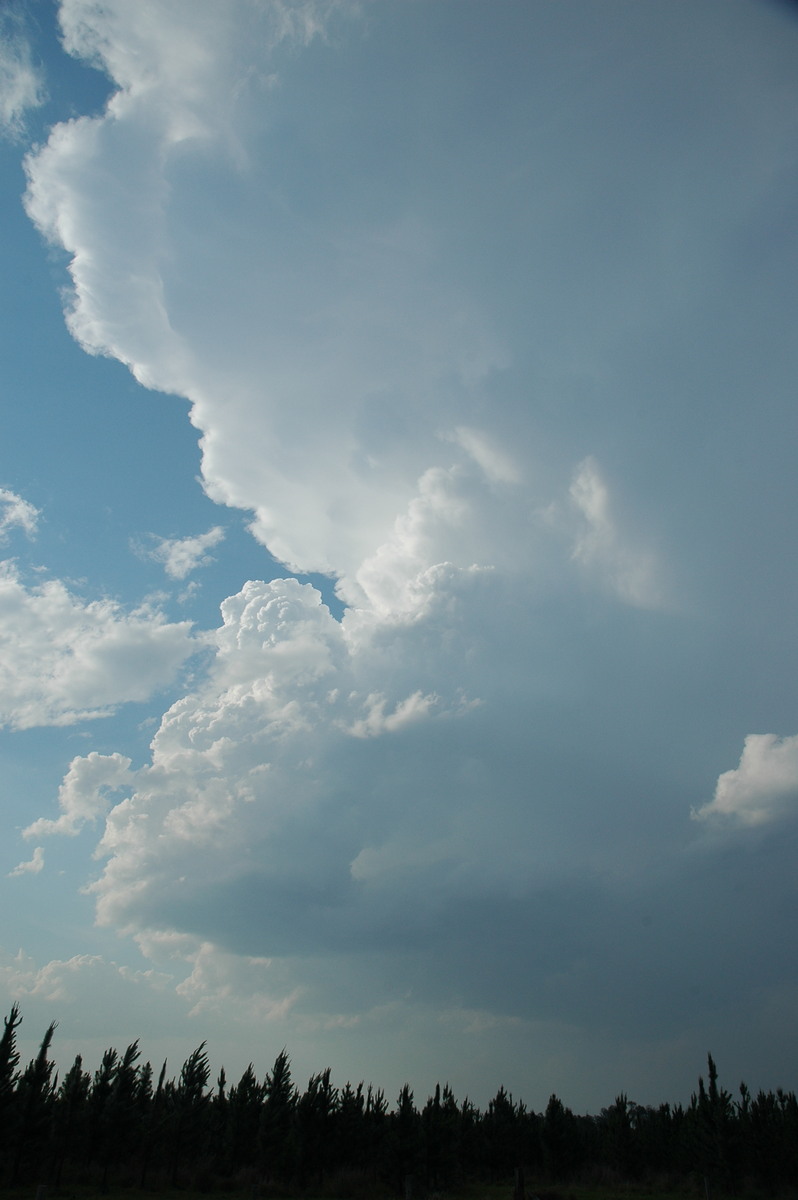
{"left": 1, "top": 1007, "right": 796, "bottom": 1196}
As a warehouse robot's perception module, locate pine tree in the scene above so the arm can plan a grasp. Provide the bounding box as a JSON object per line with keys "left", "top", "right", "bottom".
{"left": 297, "top": 1067, "right": 338, "bottom": 1185}
{"left": 389, "top": 1084, "right": 422, "bottom": 1196}
{"left": 88, "top": 1045, "right": 118, "bottom": 1181}
{"left": 207, "top": 1066, "right": 229, "bottom": 1176}
{"left": 600, "top": 1093, "right": 641, "bottom": 1179}
{"left": 138, "top": 1059, "right": 168, "bottom": 1187}
{"left": 422, "top": 1082, "right": 461, "bottom": 1189}
{"left": 336, "top": 1080, "right": 366, "bottom": 1173}
{"left": 690, "top": 1053, "right": 733, "bottom": 1196}
{"left": 102, "top": 1040, "right": 142, "bottom": 1186}
{"left": 0, "top": 1004, "right": 22, "bottom": 1181}
{"left": 168, "top": 1043, "right": 211, "bottom": 1185}
{"left": 259, "top": 1049, "right": 297, "bottom": 1183}
{"left": 51, "top": 1053, "right": 90, "bottom": 1186}
{"left": 541, "top": 1093, "right": 581, "bottom": 1182}
{"left": 11, "top": 1021, "right": 57, "bottom": 1184}
{"left": 365, "top": 1084, "right": 389, "bottom": 1182}
{"left": 227, "top": 1063, "right": 264, "bottom": 1174}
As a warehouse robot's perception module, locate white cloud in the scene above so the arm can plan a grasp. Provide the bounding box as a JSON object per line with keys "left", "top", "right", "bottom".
{"left": 0, "top": 560, "right": 196, "bottom": 729}
{"left": 0, "top": 10, "right": 45, "bottom": 140}
{"left": 23, "top": 2, "right": 510, "bottom": 589}
{"left": 0, "top": 946, "right": 181, "bottom": 1059}
{"left": 31, "top": 575, "right": 485, "bottom": 949}
{"left": 174, "top": 940, "right": 302, "bottom": 1022}
{"left": 8, "top": 846, "right": 44, "bottom": 877}
{"left": 694, "top": 734, "right": 798, "bottom": 827}
{"left": 0, "top": 488, "right": 40, "bottom": 541}
{"left": 24, "top": 752, "right": 133, "bottom": 839}
{"left": 21, "top": 0, "right": 672, "bottom": 627}
{"left": 141, "top": 525, "right": 225, "bottom": 579}
{"left": 0, "top": 947, "right": 170, "bottom": 1006}
{"left": 347, "top": 690, "right": 439, "bottom": 738}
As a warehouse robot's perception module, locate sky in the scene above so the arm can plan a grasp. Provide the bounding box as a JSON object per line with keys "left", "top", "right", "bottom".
{"left": 1, "top": 0, "right": 798, "bottom": 1114}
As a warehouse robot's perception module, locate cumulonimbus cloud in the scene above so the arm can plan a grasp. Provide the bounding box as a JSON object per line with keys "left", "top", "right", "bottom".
{"left": 14, "top": 0, "right": 798, "bottom": 1095}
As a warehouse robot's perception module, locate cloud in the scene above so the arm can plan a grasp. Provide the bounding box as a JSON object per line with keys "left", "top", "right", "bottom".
{"left": 24, "top": 752, "right": 133, "bottom": 839}
{"left": 8, "top": 846, "right": 44, "bottom": 877}
{"left": 139, "top": 525, "right": 225, "bottom": 579}
{"left": 23, "top": 0, "right": 512, "bottom": 590}
{"left": 0, "top": 560, "right": 196, "bottom": 729}
{"left": 694, "top": 733, "right": 798, "bottom": 827}
{"left": 51, "top": 574, "right": 487, "bottom": 948}
{"left": 0, "top": 950, "right": 177, "bottom": 1035}
{"left": 12, "top": 0, "right": 798, "bottom": 1106}
{"left": 0, "top": 8, "right": 45, "bottom": 140}
{"left": 14, "top": 569, "right": 734, "bottom": 1052}
{"left": 449, "top": 427, "right": 520, "bottom": 485}
{"left": 174, "top": 940, "right": 302, "bottom": 1022}
{"left": 569, "top": 457, "right": 662, "bottom": 609}
{"left": 0, "top": 488, "right": 40, "bottom": 541}
{"left": 347, "top": 690, "right": 440, "bottom": 739}
{"left": 0, "top": 946, "right": 181, "bottom": 1050}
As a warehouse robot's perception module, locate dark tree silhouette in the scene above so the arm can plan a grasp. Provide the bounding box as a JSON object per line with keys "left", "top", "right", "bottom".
{"left": 421, "top": 1082, "right": 461, "bottom": 1189}
{"left": 227, "top": 1062, "right": 264, "bottom": 1175}
{"left": 387, "top": 1084, "right": 423, "bottom": 1196}
{"left": 259, "top": 1049, "right": 297, "bottom": 1184}
{"left": 50, "top": 1052, "right": 90, "bottom": 1186}
{"left": 138, "top": 1057, "right": 168, "bottom": 1187}
{"left": 297, "top": 1067, "right": 338, "bottom": 1185}
{"left": 11, "top": 1020, "right": 57, "bottom": 1184}
{"left": 541, "top": 1092, "right": 582, "bottom": 1181}
{"left": 1, "top": 1008, "right": 798, "bottom": 1197}
{"left": 168, "top": 1042, "right": 211, "bottom": 1185}
{"left": 0, "top": 1003, "right": 21, "bottom": 1181}
{"left": 690, "top": 1053, "right": 734, "bottom": 1196}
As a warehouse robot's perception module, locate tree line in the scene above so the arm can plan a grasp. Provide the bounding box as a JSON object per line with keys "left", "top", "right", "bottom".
{"left": 1, "top": 1005, "right": 796, "bottom": 1196}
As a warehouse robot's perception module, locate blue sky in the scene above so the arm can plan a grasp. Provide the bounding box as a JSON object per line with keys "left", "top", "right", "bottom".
{"left": 1, "top": 0, "right": 798, "bottom": 1112}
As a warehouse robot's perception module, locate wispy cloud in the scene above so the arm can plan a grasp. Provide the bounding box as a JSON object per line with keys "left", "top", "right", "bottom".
{"left": 569, "top": 457, "right": 663, "bottom": 609}
{"left": 8, "top": 846, "right": 44, "bottom": 877}
{"left": 0, "top": 9, "right": 45, "bottom": 141}
{"left": 0, "top": 488, "right": 40, "bottom": 541}
{"left": 347, "top": 690, "right": 439, "bottom": 738}
{"left": 138, "top": 526, "right": 226, "bottom": 579}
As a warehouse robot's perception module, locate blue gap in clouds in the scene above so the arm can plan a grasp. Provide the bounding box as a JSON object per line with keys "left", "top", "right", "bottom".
{"left": 25, "top": 0, "right": 115, "bottom": 133}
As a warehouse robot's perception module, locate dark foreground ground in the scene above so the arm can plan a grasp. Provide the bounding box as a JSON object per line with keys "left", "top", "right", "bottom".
{"left": 1, "top": 1180, "right": 795, "bottom": 1200}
